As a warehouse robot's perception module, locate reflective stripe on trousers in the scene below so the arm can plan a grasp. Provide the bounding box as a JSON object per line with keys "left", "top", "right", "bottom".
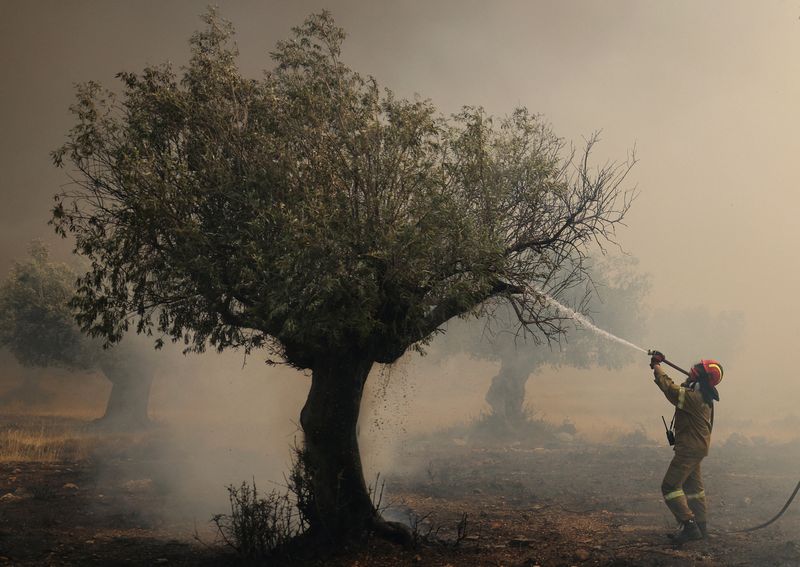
{"left": 662, "top": 453, "right": 706, "bottom": 523}
{"left": 664, "top": 489, "right": 685, "bottom": 501}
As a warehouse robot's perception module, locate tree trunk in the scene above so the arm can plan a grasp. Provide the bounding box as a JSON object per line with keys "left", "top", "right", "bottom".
{"left": 96, "top": 363, "right": 153, "bottom": 429}
{"left": 485, "top": 358, "right": 530, "bottom": 429}
{"left": 300, "top": 355, "right": 409, "bottom": 546}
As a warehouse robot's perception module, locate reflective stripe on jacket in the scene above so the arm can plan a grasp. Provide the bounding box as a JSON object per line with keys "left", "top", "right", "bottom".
{"left": 654, "top": 366, "right": 713, "bottom": 456}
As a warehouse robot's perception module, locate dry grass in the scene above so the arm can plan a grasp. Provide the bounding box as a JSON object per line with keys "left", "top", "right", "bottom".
{"left": 0, "top": 419, "right": 95, "bottom": 463}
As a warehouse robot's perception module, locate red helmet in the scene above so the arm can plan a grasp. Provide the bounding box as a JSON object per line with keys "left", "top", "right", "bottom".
{"left": 689, "top": 359, "right": 723, "bottom": 387}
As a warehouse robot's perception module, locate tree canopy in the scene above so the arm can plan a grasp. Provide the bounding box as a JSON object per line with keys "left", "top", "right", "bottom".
{"left": 0, "top": 242, "right": 155, "bottom": 426}
{"left": 52, "top": 10, "right": 634, "bottom": 368}
{"left": 0, "top": 241, "right": 94, "bottom": 369}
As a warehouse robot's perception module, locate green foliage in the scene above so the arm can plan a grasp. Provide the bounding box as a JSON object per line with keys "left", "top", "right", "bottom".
{"left": 0, "top": 242, "right": 95, "bottom": 369}
{"left": 52, "top": 10, "right": 634, "bottom": 370}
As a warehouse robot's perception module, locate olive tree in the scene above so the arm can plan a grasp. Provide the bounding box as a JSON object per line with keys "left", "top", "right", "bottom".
{"left": 51, "top": 11, "right": 635, "bottom": 543}
{"left": 433, "top": 255, "right": 649, "bottom": 432}
{"left": 0, "top": 242, "right": 154, "bottom": 427}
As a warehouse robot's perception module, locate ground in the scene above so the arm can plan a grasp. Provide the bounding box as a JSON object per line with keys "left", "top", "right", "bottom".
{"left": 1, "top": 416, "right": 800, "bottom": 566}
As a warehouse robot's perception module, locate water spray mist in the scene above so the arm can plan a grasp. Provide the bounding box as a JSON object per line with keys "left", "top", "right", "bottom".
{"left": 539, "top": 292, "right": 648, "bottom": 354}
{"left": 538, "top": 292, "right": 692, "bottom": 375}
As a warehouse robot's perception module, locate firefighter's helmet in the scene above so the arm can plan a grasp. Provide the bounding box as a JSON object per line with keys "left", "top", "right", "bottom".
{"left": 689, "top": 359, "right": 723, "bottom": 387}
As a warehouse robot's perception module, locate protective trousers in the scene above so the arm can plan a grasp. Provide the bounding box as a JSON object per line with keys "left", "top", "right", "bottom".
{"left": 661, "top": 452, "right": 706, "bottom": 523}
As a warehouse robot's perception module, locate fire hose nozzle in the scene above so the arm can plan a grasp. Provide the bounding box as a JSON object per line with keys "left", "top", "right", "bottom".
{"left": 647, "top": 349, "right": 690, "bottom": 377}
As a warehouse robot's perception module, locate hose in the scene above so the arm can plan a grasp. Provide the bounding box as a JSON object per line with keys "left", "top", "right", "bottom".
{"left": 733, "top": 478, "right": 800, "bottom": 533}
{"left": 647, "top": 350, "right": 690, "bottom": 377}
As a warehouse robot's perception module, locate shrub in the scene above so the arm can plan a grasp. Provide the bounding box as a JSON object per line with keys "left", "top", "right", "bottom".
{"left": 212, "top": 445, "right": 313, "bottom": 561}
{"left": 212, "top": 480, "right": 301, "bottom": 561}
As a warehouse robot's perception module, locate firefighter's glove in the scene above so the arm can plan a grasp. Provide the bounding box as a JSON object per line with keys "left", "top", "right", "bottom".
{"left": 650, "top": 351, "right": 665, "bottom": 369}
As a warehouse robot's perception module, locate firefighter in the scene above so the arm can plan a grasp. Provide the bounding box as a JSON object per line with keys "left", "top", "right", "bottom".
{"left": 650, "top": 352, "right": 722, "bottom": 544}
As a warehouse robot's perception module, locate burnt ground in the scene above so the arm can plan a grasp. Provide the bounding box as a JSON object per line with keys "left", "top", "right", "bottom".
{"left": 2, "top": 420, "right": 800, "bottom": 566}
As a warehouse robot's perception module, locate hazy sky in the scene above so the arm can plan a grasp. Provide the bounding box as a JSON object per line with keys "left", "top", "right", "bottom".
{"left": 2, "top": 1, "right": 800, "bottom": 422}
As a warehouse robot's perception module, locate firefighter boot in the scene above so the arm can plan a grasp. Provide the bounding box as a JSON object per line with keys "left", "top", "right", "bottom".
{"left": 696, "top": 521, "right": 709, "bottom": 538}
{"left": 669, "top": 520, "right": 703, "bottom": 545}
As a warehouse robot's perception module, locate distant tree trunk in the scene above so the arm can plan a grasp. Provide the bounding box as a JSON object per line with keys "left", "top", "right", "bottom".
{"left": 96, "top": 362, "right": 152, "bottom": 429}
{"left": 300, "top": 355, "right": 410, "bottom": 546}
{"left": 485, "top": 358, "right": 530, "bottom": 428}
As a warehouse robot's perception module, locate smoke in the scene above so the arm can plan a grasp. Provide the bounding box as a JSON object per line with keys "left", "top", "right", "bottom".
{"left": 137, "top": 348, "right": 309, "bottom": 522}
{"left": 0, "top": 350, "right": 110, "bottom": 418}
{"left": 5, "top": 2, "right": 800, "bottom": 543}
{"left": 0, "top": 342, "right": 310, "bottom": 528}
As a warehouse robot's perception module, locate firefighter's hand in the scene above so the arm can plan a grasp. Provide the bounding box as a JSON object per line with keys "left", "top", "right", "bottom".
{"left": 650, "top": 351, "right": 665, "bottom": 369}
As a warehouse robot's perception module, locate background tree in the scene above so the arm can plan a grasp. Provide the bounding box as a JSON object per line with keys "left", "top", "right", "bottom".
{"left": 0, "top": 242, "right": 154, "bottom": 428}
{"left": 432, "top": 255, "right": 649, "bottom": 435}
{"left": 51, "top": 10, "right": 634, "bottom": 544}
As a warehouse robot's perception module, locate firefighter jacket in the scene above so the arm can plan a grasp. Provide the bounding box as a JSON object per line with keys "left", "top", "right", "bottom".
{"left": 654, "top": 366, "right": 713, "bottom": 457}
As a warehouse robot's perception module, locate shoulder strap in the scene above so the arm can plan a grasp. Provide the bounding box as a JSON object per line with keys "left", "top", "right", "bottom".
{"left": 710, "top": 403, "right": 714, "bottom": 432}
